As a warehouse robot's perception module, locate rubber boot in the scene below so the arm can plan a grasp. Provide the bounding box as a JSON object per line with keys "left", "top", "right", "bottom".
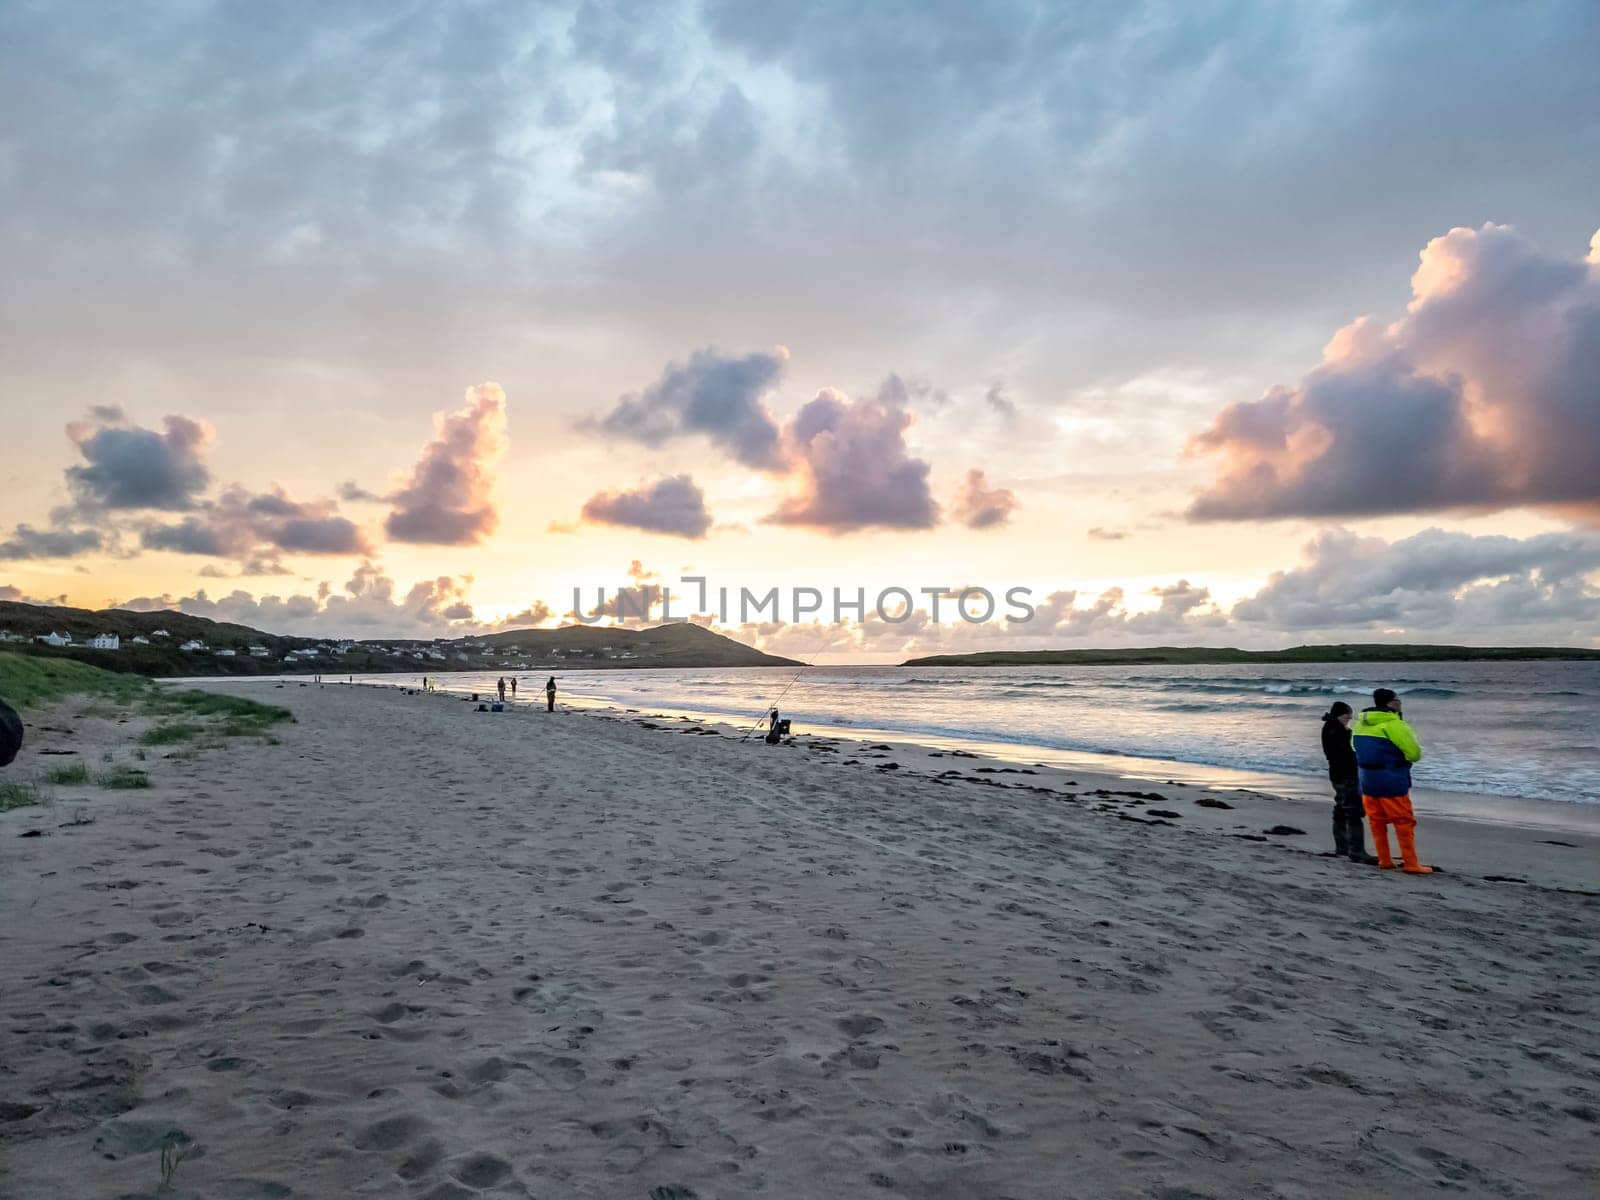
{"left": 1332, "top": 809, "right": 1350, "bottom": 858}
{"left": 1395, "top": 824, "right": 1433, "bottom": 875}
{"left": 1368, "top": 817, "right": 1396, "bottom": 869}
{"left": 1345, "top": 813, "right": 1379, "bottom": 866}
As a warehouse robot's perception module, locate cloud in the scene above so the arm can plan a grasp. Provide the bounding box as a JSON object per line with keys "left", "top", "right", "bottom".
{"left": 142, "top": 485, "right": 371, "bottom": 562}
{"left": 950, "top": 468, "right": 1019, "bottom": 530}
{"left": 1087, "top": 527, "right": 1127, "bottom": 541}
{"left": 385, "top": 383, "right": 509, "bottom": 545}
{"left": 1232, "top": 526, "right": 1600, "bottom": 633}
{"left": 4, "top": 1, "right": 1598, "bottom": 446}
{"left": 591, "top": 347, "right": 788, "bottom": 469}
{"left": 0, "top": 524, "right": 105, "bottom": 560}
{"left": 64, "top": 410, "right": 213, "bottom": 511}
{"left": 1189, "top": 223, "right": 1600, "bottom": 522}
{"left": 498, "top": 600, "right": 554, "bottom": 628}
{"left": 709, "top": 527, "right": 1600, "bottom": 659}
{"left": 586, "top": 352, "right": 948, "bottom": 535}
{"left": 985, "top": 384, "right": 1017, "bottom": 423}
{"left": 1129, "top": 581, "right": 1228, "bottom": 635}
{"left": 0, "top": 584, "right": 68, "bottom": 606}
{"left": 878, "top": 373, "right": 951, "bottom": 410}
{"left": 580, "top": 475, "right": 713, "bottom": 538}
{"left": 572, "top": 584, "right": 666, "bottom": 626}
{"left": 766, "top": 383, "right": 939, "bottom": 533}
{"left": 115, "top": 562, "right": 487, "bottom": 640}
{"left": 337, "top": 480, "right": 384, "bottom": 503}
{"left": 9, "top": 407, "right": 375, "bottom": 567}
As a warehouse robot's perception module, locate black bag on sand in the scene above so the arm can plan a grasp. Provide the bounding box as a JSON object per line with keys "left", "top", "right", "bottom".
{"left": 0, "top": 699, "right": 22, "bottom": 767}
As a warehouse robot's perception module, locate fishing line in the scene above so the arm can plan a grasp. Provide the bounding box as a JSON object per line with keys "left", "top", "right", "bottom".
{"left": 738, "top": 627, "right": 843, "bottom": 742}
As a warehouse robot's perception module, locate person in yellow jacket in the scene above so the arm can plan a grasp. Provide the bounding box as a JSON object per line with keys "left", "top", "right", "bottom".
{"left": 1351, "top": 687, "right": 1433, "bottom": 874}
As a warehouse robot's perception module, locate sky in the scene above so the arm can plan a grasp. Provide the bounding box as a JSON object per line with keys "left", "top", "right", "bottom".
{"left": 2, "top": 0, "right": 1598, "bottom": 661}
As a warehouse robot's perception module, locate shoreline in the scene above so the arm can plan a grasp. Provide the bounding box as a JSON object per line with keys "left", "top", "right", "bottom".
{"left": 259, "top": 671, "right": 1600, "bottom": 839}
{"left": 570, "top": 697, "right": 1600, "bottom": 837}
{"left": 233, "top": 677, "right": 1600, "bottom": 891}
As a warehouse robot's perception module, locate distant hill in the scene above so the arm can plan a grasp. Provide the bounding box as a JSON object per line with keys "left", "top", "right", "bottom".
{"left": 902, "top": 643, "right": 1600, "bottom": 667}
{"left": 0, "top": 599, "right": 799, "bottom": 677}
{"left": 467, "top": 621, "right": 801, "bottom": 669}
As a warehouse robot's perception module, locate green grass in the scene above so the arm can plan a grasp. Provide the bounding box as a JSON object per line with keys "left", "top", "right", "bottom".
{"left": 138, "top": 721, "right": 207, "bottom": 746}
{"left": 144, "top": 689, "right": 293, "bottom": 738}
{"left": 44, "top": 761, "right": 91, "bottom": 785}
{"left": 0, "top": 778, "right": 42, "bottom": 811}
{"left": 97, "top": 766, "right": 151, "bottom": 789}
{"left": 0, "top": 650, "right": 149, "bottom": 710}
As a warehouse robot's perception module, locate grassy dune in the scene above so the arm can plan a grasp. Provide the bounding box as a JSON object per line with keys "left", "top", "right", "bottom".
{"left": 0, "top": 649, "right": 149, "bottom": 709}
{"left": 1, "top": 654, "right": 294, "bottom": 812}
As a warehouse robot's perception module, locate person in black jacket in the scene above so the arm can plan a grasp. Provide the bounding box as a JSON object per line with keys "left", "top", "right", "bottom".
{"left": 0, "top": 698, "right": 21, "bottom": 767}
{"left": 1322, "top": 702, "right": 1377, "bottom": 864}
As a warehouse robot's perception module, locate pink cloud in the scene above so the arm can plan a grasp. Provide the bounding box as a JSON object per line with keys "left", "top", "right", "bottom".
{"left": 386, "top": 383, "right": 509, "bottom": 545}
{"left": 1188, "top": 223, "right": 1600, "bottom": 522}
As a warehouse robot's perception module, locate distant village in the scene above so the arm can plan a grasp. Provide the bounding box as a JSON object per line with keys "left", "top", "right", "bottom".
{"left": 0, "top": 624, "right": 644, "bottom": 671}
{"left": 0, "top": 595, "right": 791, "bottom": 676}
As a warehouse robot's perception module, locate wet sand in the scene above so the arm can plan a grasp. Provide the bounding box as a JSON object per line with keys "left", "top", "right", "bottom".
{"left": 2, "top": 681, "right": 1597, "bottom": 1198}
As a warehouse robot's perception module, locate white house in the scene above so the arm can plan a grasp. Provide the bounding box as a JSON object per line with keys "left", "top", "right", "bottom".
{"left": 130, "top": 635, "right": 150, "bottom": 645}
{"left": 90, "top": 633, "right": 120, "bottom": 650}
{"left": 215, "top": 648, "right": 236, "bottom": 657}
{"left": 248, "top": 645, "right": 270, "bottom": 657}
{"left": 151, "top": 629, "right": 170, "bottom": 638}
{"left": 179, "top": 639, "right": 205, "bottom": 652}
{"left": 36, "top": 632, "right": 71, "bottom": 647}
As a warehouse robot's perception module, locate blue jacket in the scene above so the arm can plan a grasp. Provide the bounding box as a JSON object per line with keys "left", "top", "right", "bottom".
{"left": 1352, "top": 708, "right": 1422, "bottom": 798}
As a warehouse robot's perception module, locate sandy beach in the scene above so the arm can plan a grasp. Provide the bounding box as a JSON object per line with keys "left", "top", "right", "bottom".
{"left": 3, "top": 680, "right": 1598, "bottom": 1199}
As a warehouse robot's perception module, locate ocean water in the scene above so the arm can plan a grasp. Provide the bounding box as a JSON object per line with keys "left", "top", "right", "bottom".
{"left": 346, "top": 660, "right": 1600, "bottom": 811}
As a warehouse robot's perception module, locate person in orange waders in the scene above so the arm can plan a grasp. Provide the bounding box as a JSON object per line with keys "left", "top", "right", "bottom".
{"left": 1351, "top": 688, "right": 1433, "bottom": 874}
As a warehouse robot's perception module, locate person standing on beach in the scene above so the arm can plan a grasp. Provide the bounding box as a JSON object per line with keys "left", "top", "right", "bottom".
{"left": 509, "top": 677, "right": 517, "bottom": 700}
{"left": 497, "top": 676, "right": 506, "bottom": 702}
{"left": 1322, "top": 702, "right": 1377, "bottom": 864}
{"left": 1352, "top": 688, "right": 1433, "bottom": 874}
{"left": 545, "top": 676, "right": 557, "bottom": 712}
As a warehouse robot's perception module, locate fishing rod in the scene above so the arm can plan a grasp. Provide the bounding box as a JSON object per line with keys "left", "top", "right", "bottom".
{"left": 738, "top": 628, "right": 841, "bottom": 742}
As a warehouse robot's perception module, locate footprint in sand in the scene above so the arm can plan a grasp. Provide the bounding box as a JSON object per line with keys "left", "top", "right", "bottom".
{"left": 448, "top": 1151, "right": 515, "bottom": 1188}
{"left": 465, "top": 1056, "right": 514, "bottom": 1084}
{"left": 837, "top": 1014, "right": 886, "bottom": 1039}
{"left": 352, "top": 1112, "right": 427, "bottom": 1150}
{"left": 398, "top": 1137, "right": 445, "bottom": 1180}
{"left": 126, "top": 983, "right": 179, "bottom": 1006}
{"left": 528, "top": 1053, "right": 586, "bottom": 1086}
{"left": 265, "top": 1089, "right": 316, "bottom": 1111}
